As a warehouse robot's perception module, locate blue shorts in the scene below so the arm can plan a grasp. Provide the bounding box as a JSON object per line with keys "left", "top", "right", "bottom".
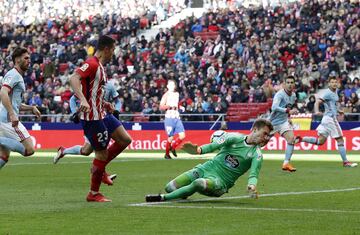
{"left": 81, "top": 114, "right": 122, "bottom": 150}
{"left": 103, "top": 113, "right": 122, "bottom": 135}
{"left": 164, "top": 117, "right": 185, "bottom": 137}
{"left": 81, "top": 119, "right": 110, "bottom": 151}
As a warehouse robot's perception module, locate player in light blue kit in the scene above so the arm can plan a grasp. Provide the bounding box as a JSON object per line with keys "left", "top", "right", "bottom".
{"left": 0, "top": 47, "right": 41, "bottom": 169}
{"left": 270, "top": 76, "right": 299, "bottom": 172}
{"left": 295, "top": 76, "right": 357, "bottom": 167}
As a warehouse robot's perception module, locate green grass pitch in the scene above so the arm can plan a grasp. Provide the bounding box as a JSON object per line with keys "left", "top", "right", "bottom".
{"left": 1, "top": 152, "right": 360, "bottom": 235}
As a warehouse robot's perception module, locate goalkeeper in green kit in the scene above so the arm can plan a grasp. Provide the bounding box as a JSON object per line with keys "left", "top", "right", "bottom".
{"left": 145, "top": 119, "right": 273, "bottom": 202}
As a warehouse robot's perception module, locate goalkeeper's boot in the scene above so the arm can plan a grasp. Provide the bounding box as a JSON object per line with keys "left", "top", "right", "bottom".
{"left": 53, "top": 146, "right": 65, "bottom": 164}
{"left": 145, "top": 194, "right": 164, "bottom": 202}
{"left": 343, "top": 161, "right": 358, "bottom": 168}
{"left": 282, "top": 163, "right": 297, "bottom": 172}
{"left": 164, "top": 153, "right": 172, "bottom": 159}
{"left": 86, "top": 192, "right": 111, "bottom": 202}
{"left": 102, "top": 172, "right": 117, "bottom": 186}
{"left": 170, "top": 147, "right": 178, "bottom": 157}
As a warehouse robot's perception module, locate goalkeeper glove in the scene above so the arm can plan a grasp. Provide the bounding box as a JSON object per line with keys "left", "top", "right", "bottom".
{"left": 181, "top": 142, "right": 199, "bottom": 155}
{"left": 247, "top": 185, "right": 258, "bottom": 199}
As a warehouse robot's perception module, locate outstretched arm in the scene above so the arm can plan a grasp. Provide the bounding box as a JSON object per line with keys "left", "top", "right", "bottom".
{"left": 247, "top": 150, "right": 263, "bottom": 199}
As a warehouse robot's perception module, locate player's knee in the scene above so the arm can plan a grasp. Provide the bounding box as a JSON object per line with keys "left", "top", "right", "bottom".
{"left": 165, "top": 180, "right": 177, "bottom": 193}
{"left": 82, "top": 149, "right": 92, "bottom": 156}
{"left": 193, "top": 179, "right": 207, "bottom": 191}
{"left": 24, "top": 148, "right": 35, "bottom": 157}
{"left": 318, "top": 137, "right": 326, "bottom": 145}
{"left": 124, "top": 136, "right": 132, "bottom": 146}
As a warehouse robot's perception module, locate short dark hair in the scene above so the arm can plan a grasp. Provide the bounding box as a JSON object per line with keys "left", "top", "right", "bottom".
{"left": 96, "top": 35, "right": 115, "bottom": 50}
{"left": 12, "top": 47, "right": 28, "bottom": 63}
{"left": 286, "top": 75, "right": 296, "bottom": 82}
{"left": 252, "top": 118, "right": 273, "bottom": 132}
{"left": 328, "top": 76, "right": 337, "bottom": 82}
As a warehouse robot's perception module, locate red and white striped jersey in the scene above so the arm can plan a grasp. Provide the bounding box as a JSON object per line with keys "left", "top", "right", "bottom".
{"left": 75, "top": 56, "right": 107, "bottom": 120}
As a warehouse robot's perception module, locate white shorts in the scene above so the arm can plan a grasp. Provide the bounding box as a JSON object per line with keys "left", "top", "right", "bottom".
{"left": 317, "top": 116, "right": 343, "bottom": 138}
{"left": 0, "top": 122, "right": 30, "bottom": 142}
{"left": 272, "top": 121, "right": 294, "bottom": 136}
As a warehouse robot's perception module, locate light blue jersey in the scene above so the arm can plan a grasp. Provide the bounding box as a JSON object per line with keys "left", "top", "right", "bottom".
{"left": 0, "top": 68, "right": 25, "bottom": 122}
{"left": 320, "top": 88, "right": 338, "bottom": 118}
{"left": 270, "top": 89, "right": 296, "bottom": 126}
{"left": 103, "top": 82, "right": 119, "bottom": 103}
{"left": 69, "top": 82, "right": 120, "bottom": 114}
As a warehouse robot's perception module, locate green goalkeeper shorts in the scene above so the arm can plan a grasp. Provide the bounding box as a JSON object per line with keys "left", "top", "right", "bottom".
{"left": 184, "top": 164, "right": 228, "bottom": 197}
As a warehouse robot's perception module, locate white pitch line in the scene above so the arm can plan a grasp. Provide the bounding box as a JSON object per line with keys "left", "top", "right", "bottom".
{"left": 134, "top": 205, "right": 360, "bottom": 214}
{"left": 129, "top": 187, "right": 360, "bottom": 207}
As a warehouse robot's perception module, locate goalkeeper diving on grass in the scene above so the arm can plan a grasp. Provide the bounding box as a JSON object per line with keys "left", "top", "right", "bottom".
{"left": 145, "top": 119, "right": 273, "bottom": 202}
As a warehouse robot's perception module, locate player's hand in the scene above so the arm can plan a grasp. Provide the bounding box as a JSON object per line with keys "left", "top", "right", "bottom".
{"left": 104, "top": 102, "right": 115, "bottom": 113}
{"left": 247, "top": 185, "right": 258, "bottom": 199}
{"left": 289, "top": 108, "right": 298, "bottom": 115}
{"left": 79, "top": 99, "right": 90, "bottom": 113}
{"left": 182, "top": 142, "right": 199, "bottom": 155}
{"left": 179, "top": 105, "right": 185, "bottom": 112}
{"left": 9, "top": 113, "right": 19, "bottom": 127}
{"left": 32, "top": 106, "right": 41, "bottom": 119}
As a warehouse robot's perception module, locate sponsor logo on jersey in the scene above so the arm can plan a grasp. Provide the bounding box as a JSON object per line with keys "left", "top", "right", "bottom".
{"left": 224, "top": 155, "right": 239, "bottom": 168}
{"left": 216, "top": 136, "right": 225, "bottom": 144}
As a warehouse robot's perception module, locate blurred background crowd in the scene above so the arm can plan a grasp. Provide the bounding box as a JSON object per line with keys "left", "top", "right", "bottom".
{"left": 0, "top": 0, "right": 359, "bottom": 122}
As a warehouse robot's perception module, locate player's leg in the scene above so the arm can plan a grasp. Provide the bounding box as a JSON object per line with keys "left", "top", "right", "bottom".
{"left": 282, "top": 130, "right": 296, "bottom": 172}
{"left": 0, "top": 146, "right": 10, "bottom": 170}
{"left": 107, "top": 126, "right": 132, "bottom": 164}
{"left": 164, "top": 168, "right": 202, "bottom": 193}
{"left": 145, "top": 168, "right": 203, "bottom": 202}
{"left": 170, "top": 120, "right": 186, "bottom": 157}
{"left": 54, "top": 141, "right": 93, "bottom": 164}
{"left": 164, "top": 118, "right": 174, "bottom": 159}
{"left": 296, "top": 118, "right": 328, "bottom": 145}
{"left": 82, "top": 120, "right": 111, "bottom": 202}
{"left": 162, "top": 177, "right": 225, "bottom": 201}
{"left": 0, "top": 122, "right": 28, "bottom": 156}
{"left": 21, "top": 137, "right": 35, "bottom": 156}
{"left": 0, "top": 136, "right": 26, "bottom": 155}
{"left": 336, "top": 137, "right": 357, "bottom": 167}
{"left": 296, "top": 134, "right": 326, "bottom": 145}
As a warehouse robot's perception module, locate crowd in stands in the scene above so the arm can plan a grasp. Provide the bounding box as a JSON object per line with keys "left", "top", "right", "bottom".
{"left": 0, "top": 0, "right": 359, "bottom": 122}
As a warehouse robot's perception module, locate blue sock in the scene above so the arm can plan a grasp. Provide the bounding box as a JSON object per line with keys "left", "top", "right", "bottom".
{"left": 302, "top": 137, "right": 319, "bottom": 145}
{"left": 284, "top": 143, "right": 294, "bottom": 163}
{"left": 337, "top": 144, "right": 348, "bottom": 162}
{"left": 0, "top": 158, "right": 7, "bottom": 169}
{"left": 63, "top": 145, "right": 82, "bottom": 155}
{"left": 0, "top": 137, "right": 25, "bottom": 155}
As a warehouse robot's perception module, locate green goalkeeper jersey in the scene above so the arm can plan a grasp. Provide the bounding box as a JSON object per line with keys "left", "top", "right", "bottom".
{"left": 199, "top": 132, "right": 263, "bottom": 189}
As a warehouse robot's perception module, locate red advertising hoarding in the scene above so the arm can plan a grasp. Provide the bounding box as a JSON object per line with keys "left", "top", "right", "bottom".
{"left": 29, "top": 130, "right": 360, "bottom": 151}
